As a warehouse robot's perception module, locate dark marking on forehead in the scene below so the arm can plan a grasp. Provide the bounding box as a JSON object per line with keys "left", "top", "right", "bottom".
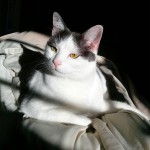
{"left": 47, "top": 30, "right": 71, "bottom": 46}
{"left": 47, "top": 30, "right": 96, "bottom": 62}
{"left": 72, "top": 32, "right": 96, "bottom": 62}
{"left": 81, "top": 51, "right": 96, "bottom": 62}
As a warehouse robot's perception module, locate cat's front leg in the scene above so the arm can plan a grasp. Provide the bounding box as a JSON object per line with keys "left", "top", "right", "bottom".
{"left": 39, "top": 108, "right": 92, "bottom": 126}
{"left": 20, "top": 100, "right": 91, "bottom": 126}
{"left": 22, "top": 108, "right": 91, "bottom": 126}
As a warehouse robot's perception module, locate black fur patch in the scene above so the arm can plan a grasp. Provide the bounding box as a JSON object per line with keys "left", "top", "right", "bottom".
{"left": 81, "top": 50, "right": 96, "bottom": 62}
{"left": 72, "top": 32, "right": 96, "bottom": 62}
{"left": 47, "top": 30, "right": 71, "bottom": 46}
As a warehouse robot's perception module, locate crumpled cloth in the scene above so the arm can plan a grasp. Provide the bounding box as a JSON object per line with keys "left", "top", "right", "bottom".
{"left": 0, "top": 31, "right": 150, "bottom": 150}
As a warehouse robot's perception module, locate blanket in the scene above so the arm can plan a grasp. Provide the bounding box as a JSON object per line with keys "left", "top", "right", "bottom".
{"left": 0, "top": 31, "right": 150, "bottom": 150}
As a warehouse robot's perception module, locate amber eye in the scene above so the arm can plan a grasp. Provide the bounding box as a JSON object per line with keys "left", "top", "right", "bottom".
{"left": 69, "top": 53, "right": 79, "bottom": 59}
{"left": 50, "top": 46, "right": 57, "bottom": 53}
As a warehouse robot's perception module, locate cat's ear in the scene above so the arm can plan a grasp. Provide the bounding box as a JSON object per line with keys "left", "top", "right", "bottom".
{"left": 81, "top": 25, "right": 103, "bottom": 54}
{"left": 52, "top": 12, "right": 66, "bottom": 36}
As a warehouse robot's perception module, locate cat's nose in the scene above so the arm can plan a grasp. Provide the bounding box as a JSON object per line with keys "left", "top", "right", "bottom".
{"left": 53, "top": 59, "right": 62, "bottom": 68}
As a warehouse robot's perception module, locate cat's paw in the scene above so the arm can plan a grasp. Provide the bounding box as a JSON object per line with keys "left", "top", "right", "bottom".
{"left": 23, "top": 114, "right": 29, "bottom": 119}
{"left": 5, "top": 103, "right": 18, "bottom": 111}
{"left": 76, "top": 116, "right": 92, "bottom": 126}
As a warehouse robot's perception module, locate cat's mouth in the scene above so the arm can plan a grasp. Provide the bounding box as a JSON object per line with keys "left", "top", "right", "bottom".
{"left": 50, "top": 63, "right": 74, "bottom": 75}
{"left": 51, "top": 66, "right": 71, "bottom": 75}
{"left": 50, "top": 63, "right": 58, "bottom": 70}
{"left": 50, "top": 65, "right": 63, "bottom": 74}
{"left": 53, "top": 65, "right": 61, "bottom": 72}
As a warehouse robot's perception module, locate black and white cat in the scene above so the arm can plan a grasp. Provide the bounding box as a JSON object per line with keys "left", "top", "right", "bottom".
{"left": 19, "top": 12, "right": 148, "bottom": 126}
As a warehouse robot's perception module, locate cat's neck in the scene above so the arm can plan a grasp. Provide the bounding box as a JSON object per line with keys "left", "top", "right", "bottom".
{"left": 28, "top": 67, "right": 108, "bottom": 115}
{"left": 43, "top": 69, "right": 98, "bottom": 85}
{"left": 41, "top": 67, "right": 107, "bottom": 96}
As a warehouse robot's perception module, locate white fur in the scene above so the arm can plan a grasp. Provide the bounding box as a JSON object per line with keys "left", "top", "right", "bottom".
{"left": 20, "top": 70, "right": 105, "bottom": 125}
{"left": 20, "top": 69, "right": 148, "bottom": 126}
{"left": 45, "top": 35, "right": 97, "bottom": 79}
{"left": 20, "top": 35, "right": 106, "bottom": 125}
{"left": 19, "top": 35, "right": 149, "bottom": 126}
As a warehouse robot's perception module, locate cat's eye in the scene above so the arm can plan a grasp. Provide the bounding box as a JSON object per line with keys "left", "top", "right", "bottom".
{"left": 50, "top": 46, "right": 57, "bottom": 53}
{"left": 69, "top": 53, "right": 79, "bottom": 59}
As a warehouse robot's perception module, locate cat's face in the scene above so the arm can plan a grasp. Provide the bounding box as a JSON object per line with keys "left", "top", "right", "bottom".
{"left": 44, "top": 12, "right": 103, "bottom": 79}
{"left": 45, "top": 32, "right": 96, "bottom": 79}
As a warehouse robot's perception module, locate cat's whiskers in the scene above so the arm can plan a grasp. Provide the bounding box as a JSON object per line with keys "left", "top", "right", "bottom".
{"left": 33, "top": 59, "right": 50, "bottom": 71}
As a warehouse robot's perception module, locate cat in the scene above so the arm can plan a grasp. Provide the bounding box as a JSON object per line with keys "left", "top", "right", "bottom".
{"left": 19, "top": 12, "right": 149, "bottom": 126}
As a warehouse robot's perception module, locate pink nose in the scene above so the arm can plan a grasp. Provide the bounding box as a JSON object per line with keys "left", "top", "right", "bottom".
{"left": 53, "top": 59, "right": 62, "bottom": 68}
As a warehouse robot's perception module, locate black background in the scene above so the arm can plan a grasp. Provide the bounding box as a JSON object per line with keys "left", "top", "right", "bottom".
{"left": 0, "top": 0, "right": 149, "bottom": 101}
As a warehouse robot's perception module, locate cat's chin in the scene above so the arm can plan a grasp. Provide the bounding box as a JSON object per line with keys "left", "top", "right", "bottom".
{"left": 49, "top": 69, "right": 78, "bottom": 79}
{"left": 51, "top": 66, "right": 72, "bottom": 74}
{"left": 49, "top": 69, "right": 67, "bottom": 76}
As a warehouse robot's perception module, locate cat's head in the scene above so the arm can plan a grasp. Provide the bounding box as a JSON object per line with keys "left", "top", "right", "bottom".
{"left": 45, "top": 12, "right": 103, "bottom": 79}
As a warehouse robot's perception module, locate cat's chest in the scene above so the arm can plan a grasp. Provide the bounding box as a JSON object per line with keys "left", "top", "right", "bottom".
{"left": 29, "top": 71, "right": 106, "bottom": 110}
{"left": 48, "top": 78, "right": 88, "bottom": 101}
{"left": 43, "top": 77, "right": 97, "bottom": 102}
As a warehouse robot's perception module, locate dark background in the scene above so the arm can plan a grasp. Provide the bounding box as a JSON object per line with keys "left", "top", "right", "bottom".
{"left": 0, "top": 0, "right": 149, "bottom": 101}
